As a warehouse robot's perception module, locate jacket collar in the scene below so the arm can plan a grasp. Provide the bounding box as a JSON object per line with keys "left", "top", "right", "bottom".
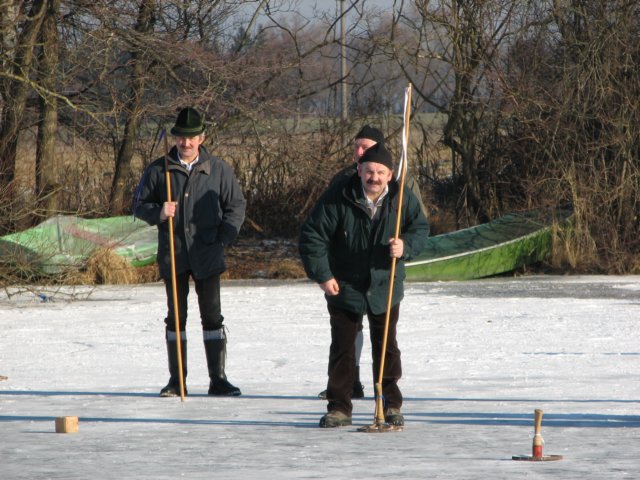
{"left": 168, "top": 146, "right": 212, "bottom": 175}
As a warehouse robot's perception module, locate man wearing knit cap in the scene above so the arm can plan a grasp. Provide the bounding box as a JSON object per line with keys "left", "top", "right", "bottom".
{"left": 354, "top": 124, "right": 385, "bottom": 156}
{"left": 300, "top": 142, "right": 429, "bottom": 428}
{"left": 317, "top": 125, "right": 427, "bottom": 401}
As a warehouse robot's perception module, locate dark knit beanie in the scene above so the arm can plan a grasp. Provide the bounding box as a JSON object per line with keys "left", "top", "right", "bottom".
{"left": 171, "top": 107, "right": 205, "bottom": 136}
{"left": 358, "top": 142, "right": 394, "bottom": 170}
{"left": 355, "top": 125, "right": 385, "bottom": 145}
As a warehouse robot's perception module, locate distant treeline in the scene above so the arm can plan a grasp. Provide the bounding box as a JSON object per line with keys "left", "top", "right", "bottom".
{"left": 0, "top": 1, "right": 638, "bottom": 273}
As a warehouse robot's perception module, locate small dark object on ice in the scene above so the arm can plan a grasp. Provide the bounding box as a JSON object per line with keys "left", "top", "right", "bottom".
{"left": 357, "top": 422, "right": 403, "bottom": 433}
{"left": 512, "top": 454, "right": 563, "bottom": 461}
{"left": 0, "top": 375, "right": 8, "bottom": 381}
{"left": 358, "top": 407, "right": 404, "bottom": 432}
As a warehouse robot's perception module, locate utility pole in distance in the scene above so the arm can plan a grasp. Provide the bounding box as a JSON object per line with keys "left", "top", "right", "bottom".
{"left": 340, "top": 0, "right": 348, "bottom": 120}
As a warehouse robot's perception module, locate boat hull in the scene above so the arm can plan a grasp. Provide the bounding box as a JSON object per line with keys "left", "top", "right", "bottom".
{"left": 405, "top": 209, "right": 570, "bottom": 282}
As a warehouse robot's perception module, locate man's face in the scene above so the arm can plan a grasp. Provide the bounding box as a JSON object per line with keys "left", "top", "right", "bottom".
{"left": 353, "top": 138, "right": 377, "bottom": 161}
{"left": 358, "top": 161, "right": 393, "bottom": 199}
{"left": 175, "top": 134, "right": 204, "bottom": 163}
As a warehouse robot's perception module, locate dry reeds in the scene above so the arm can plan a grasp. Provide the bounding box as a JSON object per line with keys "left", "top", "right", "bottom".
{"left": 265, "top": 259, "right": 306, "bottom": 279}
{"left": 67, "top": 248, "right": 158, "bottom": 285}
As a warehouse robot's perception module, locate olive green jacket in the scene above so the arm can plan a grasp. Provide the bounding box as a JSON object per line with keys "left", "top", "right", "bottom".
{"left": 299, "top": 173, "right": 429, "bottom": 315}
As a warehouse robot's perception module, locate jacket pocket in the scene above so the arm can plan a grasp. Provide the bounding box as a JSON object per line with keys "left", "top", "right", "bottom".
{"left": 198, "top": 227, "right": 220, "bottom": 245}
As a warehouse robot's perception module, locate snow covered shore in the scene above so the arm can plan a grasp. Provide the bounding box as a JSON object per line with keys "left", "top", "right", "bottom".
{"left": 1, "top": 275, "right": 639, "bottom": 479}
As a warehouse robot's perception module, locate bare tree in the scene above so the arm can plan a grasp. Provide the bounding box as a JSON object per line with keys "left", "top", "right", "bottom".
{"left": 109, "top": 0, "right": 157, "bottom": 215}
{"left": 35, "top": 0, "right": 62, "bottom": 218}
{"left": 498, "top": 0, "right": 640, "bottom": 272}
{"left": 386, "top": 0, "right": 534, "bottom": 224}
{"left": 0, "top": 0, "right": 47, "bottom": 189}
{"left": 1, "top": 0, "right": 637, "bottom": 274}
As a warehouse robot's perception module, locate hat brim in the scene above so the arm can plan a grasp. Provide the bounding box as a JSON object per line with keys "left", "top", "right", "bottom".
{"left": 170, "top": 125, "right": 205, "bottom": 136}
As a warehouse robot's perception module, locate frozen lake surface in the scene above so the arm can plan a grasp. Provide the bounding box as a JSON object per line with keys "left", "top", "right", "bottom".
{"left": 1, "top": 275, "right": 639, "bottom": 479}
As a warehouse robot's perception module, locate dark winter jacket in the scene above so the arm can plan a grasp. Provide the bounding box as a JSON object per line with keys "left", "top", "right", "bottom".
{"left": 133, "top": 146, "right": 246, "bottom": 279}
{"left": 299, "top": 173, "right": 429, "bottom": 315}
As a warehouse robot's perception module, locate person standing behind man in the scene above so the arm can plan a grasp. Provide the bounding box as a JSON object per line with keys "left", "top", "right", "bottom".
{"left": 300, "top": 142, "right": 429, "bottom": 428}
{"left": 133, "top": 107, "right": 246, "bottom": 397}
{"left": 317, "top": 125, "right": 427, "bottom": 400}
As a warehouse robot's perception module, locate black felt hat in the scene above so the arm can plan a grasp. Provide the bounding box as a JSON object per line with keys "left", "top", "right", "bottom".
{"left": 355, "top": 125, "right": 385, "bottom": 145}
{"left": 170, "top": 107, "right": 205, "bottom": 136}
{"left": 358, "top": 142, "right": 394, "bottom": 170}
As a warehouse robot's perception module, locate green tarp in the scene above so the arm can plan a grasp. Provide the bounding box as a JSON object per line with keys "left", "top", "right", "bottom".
{"left": 0, "top": 216, "right": 157, "bottom": 273}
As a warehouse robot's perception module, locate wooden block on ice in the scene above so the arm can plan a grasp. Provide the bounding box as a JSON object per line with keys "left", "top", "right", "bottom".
{"left": 55, "top": 416, "right": 79, "bottom": 433}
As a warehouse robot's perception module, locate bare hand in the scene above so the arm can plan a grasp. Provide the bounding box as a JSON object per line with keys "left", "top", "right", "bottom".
{"left": 160, "top": 201, "right": 177, "bottom": 221}
{"left": 320, "top": 278, "right": 340, "bottom": 296}
{"left": 389, "top": 238, "right": 404, "bottom": 258}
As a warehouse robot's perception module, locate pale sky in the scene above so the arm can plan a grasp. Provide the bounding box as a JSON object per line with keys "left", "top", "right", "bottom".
{"left": 238, "top": 0, "right": 392, "bottom": 22}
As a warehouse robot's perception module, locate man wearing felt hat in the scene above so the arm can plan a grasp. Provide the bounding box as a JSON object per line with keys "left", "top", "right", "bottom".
{"left": 134, "top": 107, "right": 246, "bottom": 398}
{"left": 299, "top": 142, "right": 429, "bottom": 428}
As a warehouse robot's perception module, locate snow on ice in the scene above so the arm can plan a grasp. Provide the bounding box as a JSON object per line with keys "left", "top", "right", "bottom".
{"left": 1, "top": 275, "right": 639, "bottom": 479}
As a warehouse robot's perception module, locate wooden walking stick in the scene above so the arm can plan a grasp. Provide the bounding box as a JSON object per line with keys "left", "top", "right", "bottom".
{"left": 360, "top": 83, "right": 412, "bottom": 432}
{"left": 163, "top": 130, "right": 186, "bottom": 402}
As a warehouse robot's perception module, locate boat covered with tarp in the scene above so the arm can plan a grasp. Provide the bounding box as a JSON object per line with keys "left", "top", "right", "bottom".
{"left": 0, "top": 215, "right": 157, "bottom": 274}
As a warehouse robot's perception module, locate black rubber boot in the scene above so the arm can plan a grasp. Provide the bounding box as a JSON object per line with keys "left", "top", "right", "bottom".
{"left": 204, "top": 338, "right": 241, "bottom": 396}
{"left": 160, "top": 333, "right": 187, "bottom": 397}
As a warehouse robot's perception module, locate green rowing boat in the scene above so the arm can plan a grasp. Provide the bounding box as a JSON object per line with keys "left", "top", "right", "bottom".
{"left": 405, "top": 208, "right": 572, "bottom": 282}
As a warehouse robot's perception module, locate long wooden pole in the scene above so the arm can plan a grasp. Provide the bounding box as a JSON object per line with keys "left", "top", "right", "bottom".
{"left": 163, "top": 131, "right": 186, "bottom": 402}
{"left": 373, "top": 83, "right": 412, "bottom": 426}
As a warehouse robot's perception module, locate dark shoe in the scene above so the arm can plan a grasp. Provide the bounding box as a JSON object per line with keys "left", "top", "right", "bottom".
{"left": 385, "top": 408, "right": 404, "bottom": 426}
{"left": 160, "top": 378, "right": 187, "bottom": 397}
{"left": 318, "top": 385, "right": 362, "bottom": 400}
{"left": 352, "top": 365, "right": 364, "bottom": 398}
{"left": 319, "top": 410, "right": 352, "bottom": 428}
{"left": 208, "top": 378, "right": 241, "bottom": 396}
{"left": 352, "top": 381, "right": 364, "bottom": 399}
{"left": 318, "top": 366, "right": 364, "bottom": 399}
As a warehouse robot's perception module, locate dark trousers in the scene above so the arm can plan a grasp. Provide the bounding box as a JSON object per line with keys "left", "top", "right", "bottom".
{"left": 326, "top": 303, "right": 402, "bottom": 416}
{"left": 164, "top": 272, "right": 224, "bottom": 332}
